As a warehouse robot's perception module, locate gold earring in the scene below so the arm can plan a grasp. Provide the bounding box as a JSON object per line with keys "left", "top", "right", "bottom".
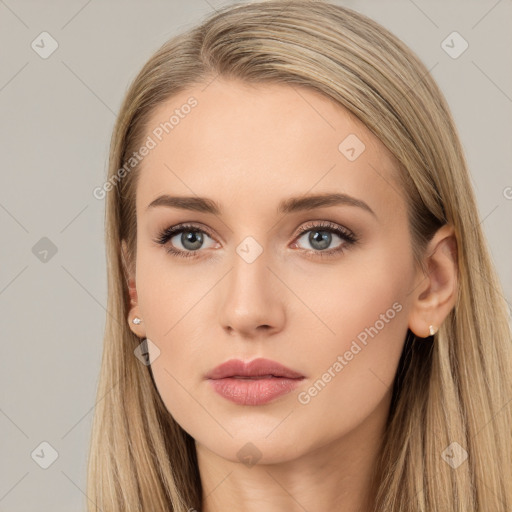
{"left": 429, "top": 325, "right": 437, "bottom": 336}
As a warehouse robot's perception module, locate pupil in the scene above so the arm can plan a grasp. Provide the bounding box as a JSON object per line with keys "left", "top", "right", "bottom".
{"left": 183, "top": 231, "right": 203, "bottom": 250}
{"left": 310, "top": 230, "right": 331, "bottom": 250}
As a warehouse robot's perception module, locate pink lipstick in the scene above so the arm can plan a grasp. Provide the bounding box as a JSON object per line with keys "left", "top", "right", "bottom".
{"left": 206, "top": 357, "right": 305, "bottom": 406}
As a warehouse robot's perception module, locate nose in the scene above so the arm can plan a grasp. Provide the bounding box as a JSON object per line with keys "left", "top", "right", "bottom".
{"left": 217, "top": 248, "right": 286, "bottom": 339}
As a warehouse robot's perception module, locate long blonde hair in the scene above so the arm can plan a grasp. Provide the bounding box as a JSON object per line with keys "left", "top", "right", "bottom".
{"left": 87, "top": 1, "right": 512, "bottom": 510}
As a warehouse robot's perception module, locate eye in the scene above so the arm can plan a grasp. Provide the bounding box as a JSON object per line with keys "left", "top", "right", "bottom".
{"left": 153, "top": 223, "right": 218, "bottom": 259}
{"left": 153, "top": 220, "right": 358, "bottom": 260}
{"left": 292, "top": 221, "right": 357, "bottom": 258}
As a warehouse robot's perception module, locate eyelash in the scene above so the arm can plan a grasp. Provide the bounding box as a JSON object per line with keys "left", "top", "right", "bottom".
{"left": 153, "top": 221, "right": 358, "bottom": 260}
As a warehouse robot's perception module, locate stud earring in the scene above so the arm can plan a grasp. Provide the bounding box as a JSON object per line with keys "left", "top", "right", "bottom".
{"left": 132, "top": 317, "right": 142, "bottom": 325}
{"left": 429, "top": 325, "right": 437, "bottom": 336}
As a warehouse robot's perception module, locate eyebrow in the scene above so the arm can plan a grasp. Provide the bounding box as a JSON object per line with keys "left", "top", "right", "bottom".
{"left": 146, "top": 192, "right": 376, "bottom": 218}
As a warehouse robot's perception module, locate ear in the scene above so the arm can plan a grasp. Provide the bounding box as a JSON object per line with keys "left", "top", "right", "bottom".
{"left": 408, "top": 224, "right": 458, "bottom": 338}
{"left": 122, "top": 240, "right": 145, "bottom": 338}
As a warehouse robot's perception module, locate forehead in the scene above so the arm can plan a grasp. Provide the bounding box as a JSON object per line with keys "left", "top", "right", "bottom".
{"left": 135, "top": 78, "right": 404, "bottom": 219}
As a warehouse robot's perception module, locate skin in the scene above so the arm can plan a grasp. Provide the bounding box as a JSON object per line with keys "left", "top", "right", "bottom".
{"left": 123, "top": 78, "right": 458, "bottom": 512}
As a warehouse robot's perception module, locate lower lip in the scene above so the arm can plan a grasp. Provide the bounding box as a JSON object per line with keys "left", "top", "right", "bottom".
{"left": 208, "top": 377, "right": 303, "bottom": 405}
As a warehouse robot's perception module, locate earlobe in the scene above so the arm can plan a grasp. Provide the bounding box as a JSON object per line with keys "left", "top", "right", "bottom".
{"left": 408, "top": 224, "right": 458, "bottom": 338}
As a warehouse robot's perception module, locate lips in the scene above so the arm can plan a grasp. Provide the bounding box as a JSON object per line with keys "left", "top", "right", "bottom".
{"left": 206, "top": 358, "right": 305, "bottom": 406}
{"left": 206, "top": 357, "right": 304, "bottom": 380}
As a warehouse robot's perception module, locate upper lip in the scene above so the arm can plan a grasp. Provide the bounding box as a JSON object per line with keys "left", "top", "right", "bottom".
{"left": 206, "top": 357, "right": 304, "bottom": 379}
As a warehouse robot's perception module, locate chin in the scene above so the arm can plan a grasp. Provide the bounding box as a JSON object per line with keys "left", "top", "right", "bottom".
{"left": 194, "top": 425, "right": 313, "bottom": 466}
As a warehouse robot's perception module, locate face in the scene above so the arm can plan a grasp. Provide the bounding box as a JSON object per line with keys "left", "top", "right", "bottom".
{"left": 127, "top": 78, "right": 420, "bottom": 464}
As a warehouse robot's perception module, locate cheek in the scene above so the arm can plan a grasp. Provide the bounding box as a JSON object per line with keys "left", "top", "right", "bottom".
{"left": 288, "top": 252, "right": 412, "bottom": 419}
{"left": 134, "top": 257, "right": 217, "bottom": 414}
{"left": 290, "top": 250, "right": 410, "bottom": 345}
{"left": 136, "top": 248, "right": 213, "bottom": 341}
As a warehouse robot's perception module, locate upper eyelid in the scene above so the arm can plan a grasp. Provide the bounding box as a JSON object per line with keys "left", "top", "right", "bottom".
{"left": 296, "top": 220, "right": 352, "bottom": 234}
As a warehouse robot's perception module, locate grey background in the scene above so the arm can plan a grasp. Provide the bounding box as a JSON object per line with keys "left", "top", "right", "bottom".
{"left": 1, "top": 1, "right": 511, "bottom": 510}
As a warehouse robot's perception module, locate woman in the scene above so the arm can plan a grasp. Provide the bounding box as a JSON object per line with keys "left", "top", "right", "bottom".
{"left": 87, "top": 1, "right": 512, "bottom": 510}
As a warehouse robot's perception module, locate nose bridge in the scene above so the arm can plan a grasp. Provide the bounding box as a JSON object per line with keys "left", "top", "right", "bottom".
{"left": 217, "top": 235, "right": 286, "bottom": 335}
